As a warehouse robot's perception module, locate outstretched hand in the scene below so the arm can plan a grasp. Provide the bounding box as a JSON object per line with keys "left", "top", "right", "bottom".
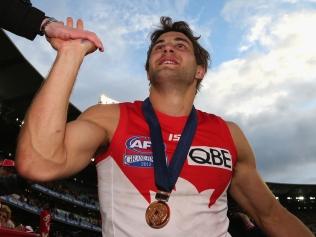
{"left": 45, "top": 17, "right": 104, "bottom": 51}
{"left": 46, "top": 17, "right": 98, "bottom": 55}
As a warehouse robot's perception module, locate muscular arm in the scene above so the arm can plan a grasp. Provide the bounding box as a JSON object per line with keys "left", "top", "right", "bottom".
{"left": 228, "top": 122, "right": 313, "bottom": 237}
{"left": 16, "top": 20, "right": 116, "bottom": 181}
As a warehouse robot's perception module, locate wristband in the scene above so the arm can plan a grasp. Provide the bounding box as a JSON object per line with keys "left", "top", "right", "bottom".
{"left": 39, "top": 17, "right": 59, "bottom": 36}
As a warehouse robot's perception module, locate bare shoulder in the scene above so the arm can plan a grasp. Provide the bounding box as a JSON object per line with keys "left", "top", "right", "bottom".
{"left": 78, "top": 103, "right": 120, "bottom": 137}
{"left": 80, "top": 103, "right": 120, "bottom": 120}
{"left": 225, "top": 120, "right": 256, "bottom": 166}
{"left": 225, "top": 121, "right": 242, "bottom": 138}
{"left": 225, "top": 120, "right": 246, "bottom": 149}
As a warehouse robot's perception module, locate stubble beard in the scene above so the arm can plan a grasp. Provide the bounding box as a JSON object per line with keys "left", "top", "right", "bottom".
{"left": 148, "top": 67, "right": 197, "bottom": 91}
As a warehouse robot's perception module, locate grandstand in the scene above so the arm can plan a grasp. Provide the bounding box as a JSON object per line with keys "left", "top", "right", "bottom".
{"left": 1, "top": 29, "right": 315, "bottom": 236}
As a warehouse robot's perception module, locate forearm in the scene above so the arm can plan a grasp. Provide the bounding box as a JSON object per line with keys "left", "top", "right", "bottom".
{"left": 232, "top": 179, "right": 314, "bottom": 237}
{"left": 259, "top": 204, "right": 313, "bottom": 237}
{"left": 16, "top": 47, "right": 85, "bottom": 176}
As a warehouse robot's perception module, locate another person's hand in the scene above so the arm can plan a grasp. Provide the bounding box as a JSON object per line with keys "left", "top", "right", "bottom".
{"left": 43, "top": 17, "right": 104, "bottom": 52}
{"left": 46, "top": 17, "right": 98, "bottom": 56}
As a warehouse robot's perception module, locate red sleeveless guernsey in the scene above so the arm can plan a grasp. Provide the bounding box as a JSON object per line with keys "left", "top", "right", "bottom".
{"left": 96, "top": 101, "right": 237, "bottom": 237}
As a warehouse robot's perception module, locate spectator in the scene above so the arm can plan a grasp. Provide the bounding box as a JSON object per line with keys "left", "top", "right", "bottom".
{"left": 39, "top": 203, "right": 52, "bottom": 237}
{"left": 0, "top": 204, "right": 15, "bottom": 228}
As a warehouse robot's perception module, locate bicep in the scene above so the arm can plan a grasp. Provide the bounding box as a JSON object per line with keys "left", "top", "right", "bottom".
{"left": 18, "top": 118, "right": 107, "bottom": 181}
{"left": 61, "top": 118, "right": 107, "bottom": 176}
{"left": 16, "top": 104, "right": 118, "bottom": 181}
{"left": 61, "top": 104, "right": 119, "bottom": 177}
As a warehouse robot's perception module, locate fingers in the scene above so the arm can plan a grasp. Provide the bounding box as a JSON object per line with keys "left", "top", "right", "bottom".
{"left": 66, "top": 17, "right": 84, "bottom": 30}
{"left": 66, "top": 17, "right": 73, "bottom": 27}
{"left": 86, "top": 33, "right": 104, "bottom": 52}
{"left": 67, "top": 18, "right": 84, "bottom": 31}
{"left": 77, "top": 19, "right": 84, "bottom": 30}
{"left": 75, "top": 19, "right": 103, "bottom": 51}
{"left": 56, "top": 17, "right": 104, "bottom": 52}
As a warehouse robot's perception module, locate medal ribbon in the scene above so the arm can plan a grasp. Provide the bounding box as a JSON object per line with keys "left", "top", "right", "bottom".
{"left": 142, "top": 97, "right": 197, "bottom": 193}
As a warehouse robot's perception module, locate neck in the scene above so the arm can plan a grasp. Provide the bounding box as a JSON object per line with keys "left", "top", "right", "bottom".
{"left": 149, "top": 85, "right": 196, "bottom": 116}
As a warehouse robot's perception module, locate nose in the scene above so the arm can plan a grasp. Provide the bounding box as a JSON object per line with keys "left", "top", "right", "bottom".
{"left": 163, "top": 44, "right": 174, "bottom": 53}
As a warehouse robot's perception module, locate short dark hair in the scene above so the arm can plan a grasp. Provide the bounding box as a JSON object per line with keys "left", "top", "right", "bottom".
{"left": 145, "top": 16, "right": 210, "bottom": 89}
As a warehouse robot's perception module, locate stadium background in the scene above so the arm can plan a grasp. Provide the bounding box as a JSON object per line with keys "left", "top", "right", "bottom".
{"left": 0, "top": 29, "right": 315, "bottom": 236}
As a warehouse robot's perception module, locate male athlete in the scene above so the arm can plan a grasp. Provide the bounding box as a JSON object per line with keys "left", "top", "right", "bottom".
{"left": 16, "top": 17, "right": 313, "bottom": 237}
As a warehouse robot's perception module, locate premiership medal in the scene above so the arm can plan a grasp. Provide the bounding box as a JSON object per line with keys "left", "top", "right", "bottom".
{"left": 142, "top": 98, "right": 197, "bottom": 229}
{"left": 145, "top": 201, "right": 170, "bottom": 228}
{"left": 145, "top": 190, "right": 171, "bottom": 229}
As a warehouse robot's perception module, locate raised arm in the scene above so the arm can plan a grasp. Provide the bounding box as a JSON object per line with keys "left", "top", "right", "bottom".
{"left": 16, "top": 18, "right": 112, "bottom": 182}
{"left": 228, "top": 122, "right": 313, "bottom": 237}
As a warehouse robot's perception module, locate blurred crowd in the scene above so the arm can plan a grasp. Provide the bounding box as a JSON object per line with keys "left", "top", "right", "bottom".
{"left": 1, "top": 156, "right": 101, "bottom": 236}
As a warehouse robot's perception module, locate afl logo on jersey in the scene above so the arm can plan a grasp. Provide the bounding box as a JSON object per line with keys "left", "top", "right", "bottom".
{"left": 126, "top": 136, "right": 152, "bottom": 154}
{"left": 124, "top": 136, "right": 154, "bottom": 168}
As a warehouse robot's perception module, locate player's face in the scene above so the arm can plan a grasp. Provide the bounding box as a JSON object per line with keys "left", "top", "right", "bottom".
{"left": 147, "top": 31, "right": 202, "bottom": 86}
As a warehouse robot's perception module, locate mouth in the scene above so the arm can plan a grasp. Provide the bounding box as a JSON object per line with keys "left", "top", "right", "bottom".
{"left": 158, "top": 58, "right": 179, "bottom": 65}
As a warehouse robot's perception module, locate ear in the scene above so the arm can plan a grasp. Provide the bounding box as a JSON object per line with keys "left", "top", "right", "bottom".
{"left": 195, "top": 65, "right": 205, "bottom": 80}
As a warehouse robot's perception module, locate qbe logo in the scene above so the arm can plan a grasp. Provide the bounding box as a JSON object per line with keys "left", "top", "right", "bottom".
{"left": 124, "top": 136, "right": 154, "bottom": 168}
{"left": 187, "top": 146, "right": 232, "bottom": 171}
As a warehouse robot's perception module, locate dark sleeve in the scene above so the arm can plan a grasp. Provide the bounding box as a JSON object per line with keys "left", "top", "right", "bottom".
{"left": 0, "top": 0, "right": 46, "bottom": 40}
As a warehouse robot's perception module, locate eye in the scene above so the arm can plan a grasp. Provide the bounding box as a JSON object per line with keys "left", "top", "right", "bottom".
{"left": 176, "top": 43, "right": 187, "bottom": 49}
{"left": 154, "top": 44, "right": 164, "bottom": 51}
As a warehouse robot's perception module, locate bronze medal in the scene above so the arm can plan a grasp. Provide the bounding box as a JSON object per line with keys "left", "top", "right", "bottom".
{"left": 145, "top": 201, "right": 170, "bottom": 229}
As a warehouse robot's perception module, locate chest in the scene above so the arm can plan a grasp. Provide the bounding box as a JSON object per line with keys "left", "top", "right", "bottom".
{"left": 112, "top": 116, "right": 234, "bottom": 197}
